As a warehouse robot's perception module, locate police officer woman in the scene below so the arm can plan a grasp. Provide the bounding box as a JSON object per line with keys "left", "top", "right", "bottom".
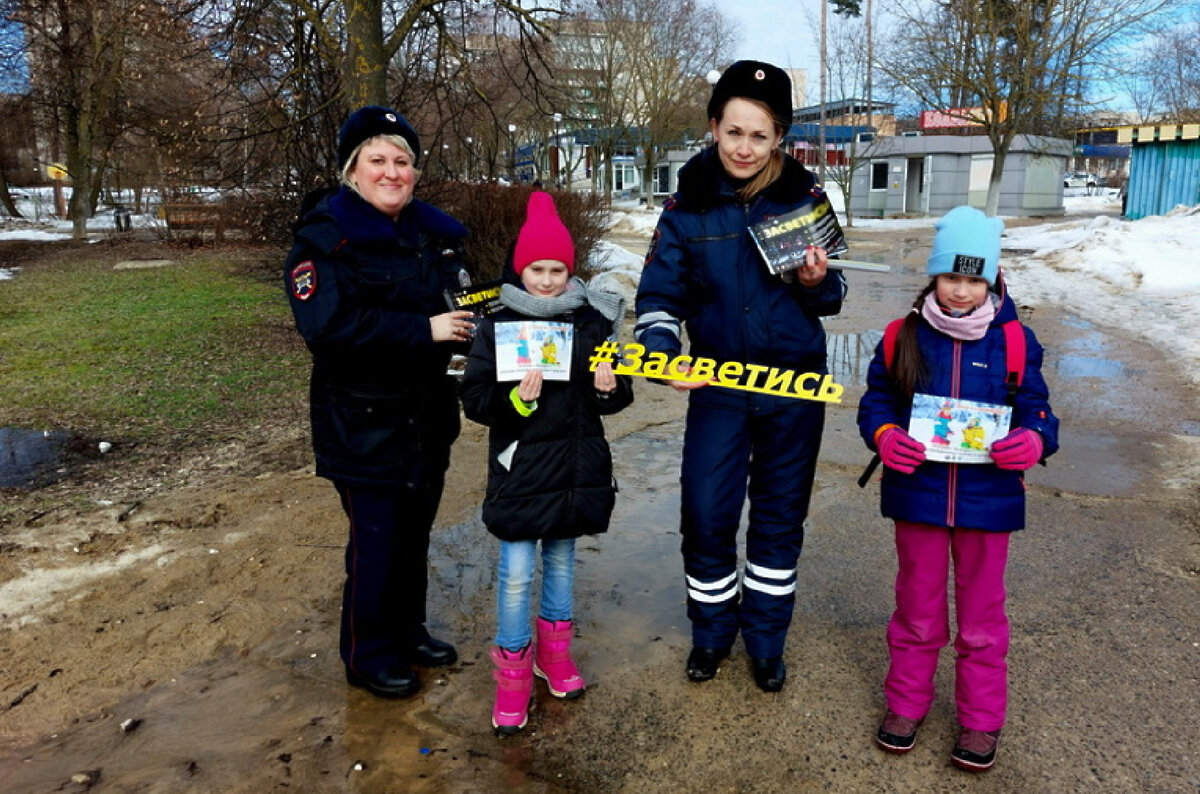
{"left": 285, "top": 106, "right": 476, "bottom": 698}
{"left": 635, "top": 62, "right": 847, "bottom": 692}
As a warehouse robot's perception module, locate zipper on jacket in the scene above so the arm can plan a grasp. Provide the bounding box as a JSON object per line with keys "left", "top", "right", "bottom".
{"left": 946, "top": 338, "right": 962, "bottom": 527}
{"left": 738, "top": 200, "right": 759, "bottom": 368}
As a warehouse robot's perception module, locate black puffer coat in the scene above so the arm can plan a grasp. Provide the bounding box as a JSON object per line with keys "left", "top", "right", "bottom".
{"left": 460, "top": 303, "right": 634, "bottom": 541}
{"left": 285, "top": 186, "right": 470, "bottom": 487}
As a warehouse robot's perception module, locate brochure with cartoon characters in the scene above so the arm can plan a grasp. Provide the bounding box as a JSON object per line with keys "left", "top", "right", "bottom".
{"left": 908, "top": 393, "right": 1012, "bottom": 464}
{"left": 494, "top": 321, "right": 574, "bottom": 381}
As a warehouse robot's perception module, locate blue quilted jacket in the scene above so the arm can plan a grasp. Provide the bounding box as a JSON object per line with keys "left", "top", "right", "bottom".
{"left": 856, "top": 291, "right": 1060, "bottom": 531}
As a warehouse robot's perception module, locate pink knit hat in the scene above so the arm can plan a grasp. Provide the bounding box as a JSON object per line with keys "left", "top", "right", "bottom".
{"left": 513, "top": 191, "right": 575, "bottom": 275}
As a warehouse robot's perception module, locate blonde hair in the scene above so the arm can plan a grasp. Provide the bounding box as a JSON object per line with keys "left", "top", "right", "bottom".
{"left": 340, "top": 134, "right": 421, "bottom": 194}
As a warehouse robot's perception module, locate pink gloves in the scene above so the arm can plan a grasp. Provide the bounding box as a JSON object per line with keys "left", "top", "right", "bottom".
{"left": 877, "top": 427, "right": 927, "bottom": 474}
{"left": 990, "top": 428, "right": 1043, "bottom": 470}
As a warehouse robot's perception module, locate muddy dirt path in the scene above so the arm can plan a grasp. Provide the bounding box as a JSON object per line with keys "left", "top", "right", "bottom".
{"left": 1, "top": 222, "right": 1197, "bottom": 793}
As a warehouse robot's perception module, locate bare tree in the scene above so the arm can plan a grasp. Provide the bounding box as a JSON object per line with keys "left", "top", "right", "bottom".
{"left": 546, "top": 7, "right": 638, "bottom": 195}
{"left": 879, "top": 0, "right": 1183, "bottom": 215}
{"left": 822, "top": 9, "right": 884, "bottom": 225}
{"left": 288, "top": 0, "right": 557, "bottom": 109}
{"left": 9, "top": 0, "right": 131, "bottom": 238}
{"left": 554, "top": 0, "right": 731, "bottom": 202}
{"left": 622, "top": 0, "right": 732, "bottom": 207}
{"left": 1119, "top": 11, "right": 1200, "bottom": 122}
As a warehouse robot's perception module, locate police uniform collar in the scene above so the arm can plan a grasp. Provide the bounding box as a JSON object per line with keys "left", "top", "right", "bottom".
{"left": 327, "top": 186, "right": 468, "bottom": 246}
{"left": 673, "top": 146, "right": 819, "bottom": 211}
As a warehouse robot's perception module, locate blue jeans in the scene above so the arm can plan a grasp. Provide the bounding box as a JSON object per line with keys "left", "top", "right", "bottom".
{"left": 495, "top": 538, "right": 576, "bottom": 651}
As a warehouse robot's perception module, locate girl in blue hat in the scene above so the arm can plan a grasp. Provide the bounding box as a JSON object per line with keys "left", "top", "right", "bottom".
{"left": 857, "top": 205, "right": 1059, "bottom": 772}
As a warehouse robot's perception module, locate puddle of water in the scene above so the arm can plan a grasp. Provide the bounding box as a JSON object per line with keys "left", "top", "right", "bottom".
{"left": 1052, "top": 355, "right": 1126, "bottom": 379}
{"left": 0, "top": 428, "right": 74, "bottom": 488}
{"left": 826, "top": 331, "right": 882, "bottom": 387}
{"left": 429, "top": 428, "right": 690, "bottom": 675}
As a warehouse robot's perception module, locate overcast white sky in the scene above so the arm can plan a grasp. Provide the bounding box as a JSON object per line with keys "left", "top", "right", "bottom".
{"left": 727, "top": 1, "right": 824, "bottom": 99}
{"left": 726, "top": 0, "right": 853, "bottom": 105}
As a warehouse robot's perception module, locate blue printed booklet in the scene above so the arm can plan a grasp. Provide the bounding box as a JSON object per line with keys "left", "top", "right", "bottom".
{"left": 908, "top": 393, "right": 1011, "bottom": 464}
{"left": 494, "top": 321, "right": 574, "bottom": 381}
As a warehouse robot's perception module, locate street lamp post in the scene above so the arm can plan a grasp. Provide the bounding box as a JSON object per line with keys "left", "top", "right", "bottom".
{"left": 552, "top": 112, "right": 563, "bottom": 189}
{"left": 507, "top": 124, "right": 518, "bottom": 183}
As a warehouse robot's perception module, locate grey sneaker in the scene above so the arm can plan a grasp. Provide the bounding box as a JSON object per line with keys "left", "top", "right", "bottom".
{"left": 875, "top": 711, "right": 922, "bottom": 753}
{"left": 951, "top": 728, "right": 1001, "bottom": 771}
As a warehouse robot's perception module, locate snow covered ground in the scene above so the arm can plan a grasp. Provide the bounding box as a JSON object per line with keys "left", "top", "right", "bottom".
{"left": 4, "top": 187, "right": 1198, "bottom": 382}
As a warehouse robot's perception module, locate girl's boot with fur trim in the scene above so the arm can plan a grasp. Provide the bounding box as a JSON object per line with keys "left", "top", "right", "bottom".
{"left": 533, "top": 617, "right": 586, "bottom": 699}
{"left": 490, "top": 645, "right": 533, "bottom": 736}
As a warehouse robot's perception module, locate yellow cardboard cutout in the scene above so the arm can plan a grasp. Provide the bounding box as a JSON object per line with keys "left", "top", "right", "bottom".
{"left": 589, "top": 341, "right": 843, "bottom": 404}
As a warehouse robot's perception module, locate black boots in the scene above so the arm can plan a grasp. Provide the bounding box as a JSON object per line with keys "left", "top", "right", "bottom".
{"left": 346, "top": 664, "right": 420, "bottom": 698}
{"left": 408, "top": 634, "right": 458, "bottom": 667}
{"left": 685, "top": 646, "right": 731, "bottom": 682}
{"left": 750, "top": 656, "right": 786, "bottom": 692}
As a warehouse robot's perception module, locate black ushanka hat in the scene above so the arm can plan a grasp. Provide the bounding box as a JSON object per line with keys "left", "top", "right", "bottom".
{"left": 707, "top": 60, "right": 793, "bottom": 129}
{"left": 337, "top": 105, "right": 421, "bottom": 170}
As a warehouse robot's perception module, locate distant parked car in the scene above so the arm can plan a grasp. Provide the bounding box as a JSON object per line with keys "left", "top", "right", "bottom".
{"left": 1064, "top": 172, "right": 1104, "bottom": 189}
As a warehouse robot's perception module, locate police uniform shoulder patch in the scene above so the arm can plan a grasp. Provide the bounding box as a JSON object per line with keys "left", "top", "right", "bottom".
{"left": 810, "top": 184, "right": 825, "bottom": 197}
{"left": 290, "top": 261, "right": 317, "bottom": 300}
{"left": 662, "top": 195, "right": 678, "bottom": 212}
{"left": 644, "top": 227, "right": 662, "bottom": 266}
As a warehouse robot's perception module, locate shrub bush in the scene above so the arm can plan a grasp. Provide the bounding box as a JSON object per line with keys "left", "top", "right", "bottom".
{"left": 418, "top": 181, "right": 610, "bottom": 283}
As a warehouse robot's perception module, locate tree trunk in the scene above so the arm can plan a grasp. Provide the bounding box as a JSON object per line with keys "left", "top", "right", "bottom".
{"left": 986, "top": 143, "right": 1009, "bottom": 217}
{"left": 642, "top": 146, "right": 657, "bottom": 209}
{"left": 344, "top": 0, "right": 388, "bottom": 107}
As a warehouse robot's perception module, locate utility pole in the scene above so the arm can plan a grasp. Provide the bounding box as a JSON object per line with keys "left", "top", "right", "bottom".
{"left": 866, "top": 0, "right": 874, "bottom": 134}
{"left": 819, "top": 0, "right": 828, "bottom": 184}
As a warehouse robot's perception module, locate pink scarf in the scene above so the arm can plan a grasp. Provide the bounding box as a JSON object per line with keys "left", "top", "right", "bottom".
{"left": 921, "top": 292, "right": 996, "bottom": 341}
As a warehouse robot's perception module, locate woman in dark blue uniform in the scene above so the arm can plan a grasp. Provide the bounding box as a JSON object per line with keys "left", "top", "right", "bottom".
{"left": 285, "top": 106, "right": 476, "bottom": 698}
{"left": 635, "top": 62, "right": 847, "bottom": 692}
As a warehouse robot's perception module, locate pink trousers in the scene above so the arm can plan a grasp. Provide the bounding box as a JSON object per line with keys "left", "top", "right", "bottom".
{"left": 884, "top": 520, "right": 1010, "bottom": 732}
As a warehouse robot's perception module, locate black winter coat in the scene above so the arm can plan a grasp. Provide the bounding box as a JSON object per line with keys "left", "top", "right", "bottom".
{"left": 285, "top": 186, "right": 470, "bottom": 487}
{"left": 460, "top": 303, "right": 634, "bottom": 541}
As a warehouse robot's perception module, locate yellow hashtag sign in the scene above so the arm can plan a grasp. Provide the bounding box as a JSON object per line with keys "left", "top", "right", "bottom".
{"left": 588, "top": 342, "right": 844, "bottom": 404}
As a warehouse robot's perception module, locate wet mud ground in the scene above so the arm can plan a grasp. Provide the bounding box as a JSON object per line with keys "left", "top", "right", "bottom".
{"left": 1, "top": 221, "right": 1198, "bottom": 792}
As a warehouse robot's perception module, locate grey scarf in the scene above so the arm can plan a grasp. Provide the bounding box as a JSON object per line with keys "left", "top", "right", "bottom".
{"left": 499, "top": 277, "right": 626, "bottom": 337}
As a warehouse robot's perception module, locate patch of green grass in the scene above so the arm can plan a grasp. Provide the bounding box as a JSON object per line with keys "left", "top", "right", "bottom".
{"left": 0, "top": 254, "right": 308, "bottom": 443}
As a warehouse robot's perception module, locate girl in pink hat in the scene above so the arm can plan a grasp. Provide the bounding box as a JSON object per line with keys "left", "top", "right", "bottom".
{"left": 461, "top": 191, "right": 634, "bottom": 735}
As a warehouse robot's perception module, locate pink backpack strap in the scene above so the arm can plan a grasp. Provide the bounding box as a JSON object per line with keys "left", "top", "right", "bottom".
{"left": 882, "top": 317, "right": 905, "bottom": 372}
{"left": 1001, "top": 320, "right": 1025, "bottom": 404}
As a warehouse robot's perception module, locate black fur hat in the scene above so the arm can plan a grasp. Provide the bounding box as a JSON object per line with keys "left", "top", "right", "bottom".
{"left": 337, "top": 105, "right": 421, "bottom": 171}
{"left": 706, "top": 60, "right": 793, "bottom": 129}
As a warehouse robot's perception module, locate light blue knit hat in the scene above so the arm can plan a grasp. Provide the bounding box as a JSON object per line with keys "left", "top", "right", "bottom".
{"left": 927, "top": 206, "right": 1004, "bottom": 286}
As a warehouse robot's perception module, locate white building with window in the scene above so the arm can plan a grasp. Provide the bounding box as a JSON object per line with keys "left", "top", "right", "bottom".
{"left": 848, "top": 134, "right": 1072, "bottom": 218}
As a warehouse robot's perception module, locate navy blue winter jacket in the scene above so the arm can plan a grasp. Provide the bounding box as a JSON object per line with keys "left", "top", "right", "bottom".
{"left": 856, "top": 291, "right": 1060, "bottom": 532}
{"left": 635, "top": 147, "right": 847, "bottom": 409}
{"left": 285, "top": 186, "right": 470, "bottom": 487}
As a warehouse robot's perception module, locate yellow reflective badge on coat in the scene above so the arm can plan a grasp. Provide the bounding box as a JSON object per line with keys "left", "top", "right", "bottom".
{"left": 291, "top": 261, "right": 317, "bottom": 300}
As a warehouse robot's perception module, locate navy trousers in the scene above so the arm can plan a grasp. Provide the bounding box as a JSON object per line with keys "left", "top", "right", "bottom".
{"left": 335, "top": 476, "right": 445, "bottom": 676}
{"left": 679, "top": 395, "right": 825, "bottom": 658}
